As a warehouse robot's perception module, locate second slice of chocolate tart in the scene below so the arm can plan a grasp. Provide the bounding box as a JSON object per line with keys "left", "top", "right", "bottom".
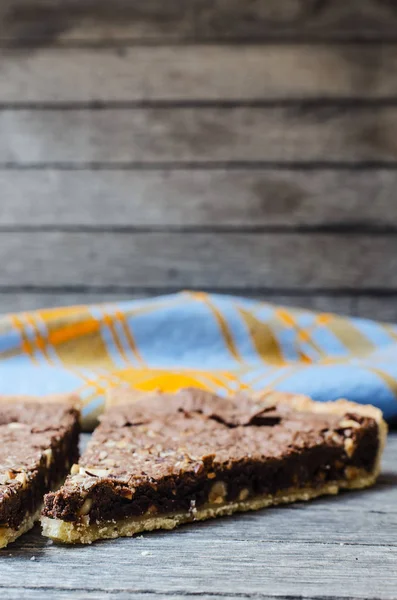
{"left": 41, "top": 388, "right": 387, "bottom": 544}
{"left": 0, "top": 394, "right": 80, "bottom": 548}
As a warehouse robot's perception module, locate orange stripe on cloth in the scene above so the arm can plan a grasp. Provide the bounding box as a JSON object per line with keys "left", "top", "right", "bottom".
{"left": 107, "top": 368, "right": 238, "bottom": 395}
{"left": 10, "top": 315, "right": 38, "bottom": 364}
{"left": 276, "top": 308, "right": 327, "bottom": 363}
{"left": 23, "top": 313, "right": 54, "bottom": 364}
{"left": 113, "top": 308, "right": 145, "bottom": 366}
{"left": 48, "top": 318, "right": 100, "bottom": 347}
{"left": 101, "top": 308, "right": 131, "bottom": 366}
{"left": 47, "top": 317, "right": 115, "bottom": 369}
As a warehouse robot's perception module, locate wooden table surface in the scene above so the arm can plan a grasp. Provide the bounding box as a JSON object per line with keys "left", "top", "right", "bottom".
{"left": 1, "top": 432, "right": 396, "bottom": 600}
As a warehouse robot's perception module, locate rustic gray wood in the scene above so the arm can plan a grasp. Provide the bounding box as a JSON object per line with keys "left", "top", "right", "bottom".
{"left": 1, "top": 169, "right": 397, "bottom": 228}
{"left": 1, "top": 44, "right": 397, "bottom": 103}
{"left": 0, "top": 0, "right": 195, "bottom": 45}
{"left": 354, "top": 298, "right": 397, "bottom": 323}
{"left": 196, "top": 0, "right": 397, "bottom": 42}
{"left": 0, "top": 293, "right": 142, "bottom": 315}
{"left": 0, "top": 293, "right": 355, "bottom": 317}
{"left": 2, "top": 0, "right": 397, "bottom": 45}
{"left": 0, "top": 232, "right": 396, "bottom": 289}
{"left": 3, "top": 106, "right": 397, "bottom": 165}
{"left": 3, "top": 593, "right": 241, "bottom": 600}
{"left": 2, "top": 292, "right": 397, "bottom": 325}
{"left": 1, "top": 433, "right": 396, "bottom": 599}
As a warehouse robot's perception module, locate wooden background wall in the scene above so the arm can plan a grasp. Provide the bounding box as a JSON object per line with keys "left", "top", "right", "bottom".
{"left": 1, "top": 0, "right": 397, "bottom": 320}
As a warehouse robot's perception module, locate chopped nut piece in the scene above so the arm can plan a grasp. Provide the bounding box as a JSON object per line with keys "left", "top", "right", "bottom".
{"left": 193, "top": 462, "right": 204, "bottom": 475}
{"left": 102, "top": 458, "right": 117, "bottom": 467}
{"left": 78, "top": 498, "right": 93, "bottom": 516}
{"left": 344, "top": 438, "right": 355, "bottom": 458}
{"left": 207, "top": 472, "right": 216, "bottom": 479}
{"left": 238, "top": 488, "right": 250, "bottom": 501}
{"left": 15, "top": 472, "right": 28, "bottom": 488}
{"left": 326, "top": 431, "right": 343, "bottom": 445}
{"left": 209, "top": 481, "right": 227, "bottom": 504}
{"left": 146, "top": 504, "right": 158, "bottom": 515}
{"left": 345, "top": 466, "right": 360, "bottom": 480}
{"left": 43, "top": 449, "right": 53, "bottom": 468}
{"left": 70, "top": 464, "right": 80, "bottom": 475}
{"left": 83, "top": 467, "right": 111, "bottom": 478}
{"left": 119, "top": 487, "right": 135, "bottom": 500}
{"left": 116, "top": 439, "right": 128, "bottom": 449}
{"left": 189, "top": 499, "right": 198, "bottom": 516}
{"left": 339, "top": 419, "right": 360, "bottom": 430}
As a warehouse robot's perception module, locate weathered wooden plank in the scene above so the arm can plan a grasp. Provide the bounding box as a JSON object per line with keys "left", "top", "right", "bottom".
{"left": 196, "top": 0, "right": 397, "bottom": 42}
{"left": 2, "top": 106, "right": 397, "bottom": 164}
{"left": 355, "top": 298, "right": 397, "bottom": 323}
{"left": 2, "top": 532, "right": 397, "bottom": 597}
{"left": 0, "top": 293, "right": 139, "bottom": 314}
{"left": 0, "top": 232, "right": 396, "bottom": 289}
{"left": 1, "top": 169, "right": 397, "bottom": 228}
{"left": 0, "top": 292, "right": 355, "bottom": 316}
{"left": 2, "top": 0, "right": 397, "bottom": 45}
{"left": 1, "top": 45, "right": 396, "bottom": 103}
{"left": 2, "top": 526, "right": 397, "bottom": 597}
{"left": 0, "top": 0, "right": 195, "bottom": 45}
{"left": 1, "top": 592, "right": 244, "bottom": 600}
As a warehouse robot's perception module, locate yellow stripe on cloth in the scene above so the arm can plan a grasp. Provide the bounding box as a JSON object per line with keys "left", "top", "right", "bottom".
{"left": 239, "top": 308, "right": 286, "bottom": 365}
{"left": 192, "top": 292, "right": 243, "bottom": 363}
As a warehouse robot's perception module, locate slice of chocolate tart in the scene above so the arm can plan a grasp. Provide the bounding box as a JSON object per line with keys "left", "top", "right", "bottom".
{"left": 0, "top": 395, "right": 80, "bottom": 548}
{"left": 42, "top": 388, "right": 386, "bottom": 544}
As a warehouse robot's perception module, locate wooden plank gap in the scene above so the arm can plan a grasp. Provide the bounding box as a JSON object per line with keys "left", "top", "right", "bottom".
{"left": 1, "top": 286, "right": 397, "bottom": 297}
{"left": 3, "top": 99, "right": 397, "bottom": 110}
{"left": 3, "top": 162, "right": 397, "bottom": 171}
{"left": 2, "top": 224, "right": 397, "bottom": 234}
